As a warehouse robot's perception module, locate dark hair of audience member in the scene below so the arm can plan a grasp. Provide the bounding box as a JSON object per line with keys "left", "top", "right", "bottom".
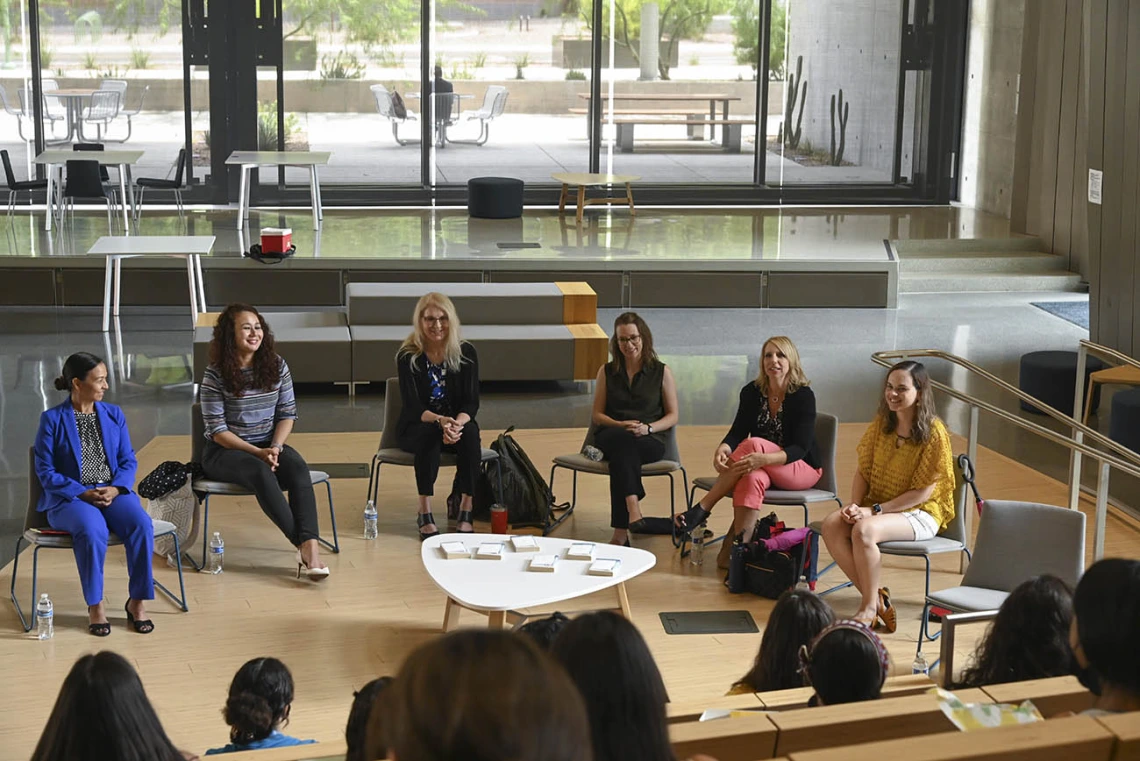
{"left": 551, "top": 611, "right": 674, "bottom": 761}
{"left": 223, "top": 657, "right": 295, "bottom": 746}
{"left": 31, "top": 651, "right": 185, "bottom": 761}
{"left": 802, "top": 621, "right": 889, "bottom": 706}
{"left": 518, "top": 611, "right": 570, "bottom": 650}
{"left": 955, "top": 575, "right": 1075, "bottom": 689}
{"left": 736, "top": 589, "right": 834, "bottom": 693}
{"left": 53, "top": 351, "right": 104, "bottom": 392}
{"left": 345, "top": 677, "right": 392, "bottom": 761}
{"left": 385, "top": 629, "right": 592, "bottom": 761}
{"left": 1072, "top": 557, "right": 1140, "bottom": 707}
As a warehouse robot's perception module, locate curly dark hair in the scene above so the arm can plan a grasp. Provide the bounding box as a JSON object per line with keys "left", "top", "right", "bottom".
{"left": 955, "top": 575, "right": 1075, "bottom": 689}
{"left": 209, "top": 304, "right": 280, "bottom": 395}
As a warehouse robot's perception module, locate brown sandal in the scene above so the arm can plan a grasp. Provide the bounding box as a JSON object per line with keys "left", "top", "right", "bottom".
{"left": 876, "top": 587, "right": 897, "bottom": 633}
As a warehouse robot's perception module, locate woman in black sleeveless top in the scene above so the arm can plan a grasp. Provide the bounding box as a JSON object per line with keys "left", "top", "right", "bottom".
{"left": 590, "top": 312, "right": 679, "bottom": 546}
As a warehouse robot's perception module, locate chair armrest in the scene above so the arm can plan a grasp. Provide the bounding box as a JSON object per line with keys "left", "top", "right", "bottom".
{"left": 938, "top": 609, "right": 999, "bottom": 687}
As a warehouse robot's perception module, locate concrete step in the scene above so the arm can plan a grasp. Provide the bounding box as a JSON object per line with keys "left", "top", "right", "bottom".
{"left": 892, "top": 235, "right": 1044, "bottom": 254}
{"left": 899, "top": 270, "right": 1084, "bottom": 293}
{"left": 899, "top": 250, "right": 1070, "bottom": 273}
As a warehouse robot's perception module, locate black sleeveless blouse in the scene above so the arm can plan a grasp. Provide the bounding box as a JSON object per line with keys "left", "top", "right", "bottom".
{"left": 601, "top": 361, "right": 667, "bottom": 444}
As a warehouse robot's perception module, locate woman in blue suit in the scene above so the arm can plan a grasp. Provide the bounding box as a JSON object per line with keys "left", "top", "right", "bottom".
{"left": 33, "top": 352, "right": 155, "bottom": 636}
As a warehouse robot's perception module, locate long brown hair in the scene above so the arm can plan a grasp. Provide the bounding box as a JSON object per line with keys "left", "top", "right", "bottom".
{"left": 737, "top": 589, "right": 834, "bottom": 693}
{"left": 209, "top": 304, "right": 280, "bottom": 395}
{"left": 879, "top": 360, "right": 937, "bottom": 444}
{"left": 609, "top": 311, "right": 659, "bottom": 372}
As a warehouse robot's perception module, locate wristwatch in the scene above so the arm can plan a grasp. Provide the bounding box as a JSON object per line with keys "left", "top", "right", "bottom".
{"left": 872, "top": 503, "right": 883, "bottom": 515}
{"left": 646, "top": 423, "right": 654, "bottom": 434}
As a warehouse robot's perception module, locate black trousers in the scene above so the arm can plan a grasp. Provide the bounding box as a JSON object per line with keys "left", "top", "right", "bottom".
{"left": 202, "top": 442, "right": 320, "bottom": 546}
{"left": 399, "top": 420, "right": 482, "bottom": 497}
{"left": 594, "top": 426, "right": 666, "bottom": 529}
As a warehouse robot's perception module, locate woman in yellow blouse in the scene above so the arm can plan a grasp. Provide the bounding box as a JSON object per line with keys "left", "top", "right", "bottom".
{"left": 820, "top": 360, "right": 954, "bottom": 632}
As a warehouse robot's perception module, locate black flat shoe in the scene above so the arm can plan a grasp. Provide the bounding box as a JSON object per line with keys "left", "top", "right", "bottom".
{"left": 629, "top": 517, "right": 674, "bottom": 535}
{"left": 124, "top": 602, "right": 154, "bottom": 634}
{"left": 417, "top": 512, "right": 440, "bottom": 541}
{"left": 675, "top": 505, "right": 711, "bottom": 531}
{"left": 88, "top": 622, "right": 111, "bottom": 637}
{"left": 456, "top": 509, "right": 475, "bottom": 534}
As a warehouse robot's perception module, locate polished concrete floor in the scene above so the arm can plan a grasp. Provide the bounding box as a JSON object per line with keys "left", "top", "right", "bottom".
{"left": 0, "top": 289, "right": 1096, "bottom": 569}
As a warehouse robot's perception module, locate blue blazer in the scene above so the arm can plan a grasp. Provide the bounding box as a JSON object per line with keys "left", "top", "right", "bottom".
{"left": 33, "top": 400, "right": 138, "bottom": 512}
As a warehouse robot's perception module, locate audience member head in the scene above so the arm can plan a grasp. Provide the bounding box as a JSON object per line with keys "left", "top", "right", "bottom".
{"left": 518, "top": 611, "right": 570, "bottom": 650}
{"left": 346, "top": 677, "right": 393, "bottom": 761}
{"left": 609, "top": 311, "right": 658, "bottom": 370}
{"left": 400, "top": 291, "right": 463, "bottom": 371}
{"left": 54, "top": 351, "right": 108, "bottom": 404}
{"left": 551, "top": 611, "right": 672, "bottom": 761}
{"left": 957, "top": 575, "right": 1075, "bottom": 689}
{"left": 800, "top": 619, "right": 889, "bottom": 706}
{"left": 1071, "top": 558, "right": 1140, "bottom": 709}
{"left": 879, "top": 359, "right": 936, "bottom": 443}
{"left": 737, "top": 589, "right": 834, "bottom": 693}
{"left": 31, "top": 651, "right": 184, "bottom": 761}
{"left": 209, "top": 303, "right": 280, "bottom": 394}
{"left": 755, "top": 336, "right": 810, "bottom": 395}
{"left": 386, "top": 629, "right": 591, "bottom": 761}
{"left": 222, "top": 657, "right": 296, "bottom": 747}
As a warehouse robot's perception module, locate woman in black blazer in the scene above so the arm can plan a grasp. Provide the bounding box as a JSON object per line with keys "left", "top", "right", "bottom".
{"left": 675, "top": 336, "right": 822, "bottom": 567}
{"left": 396, "top": 292, "right": 481, "bottom": 540}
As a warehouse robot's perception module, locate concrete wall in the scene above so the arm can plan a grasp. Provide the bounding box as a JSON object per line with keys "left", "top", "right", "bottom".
{"left": 786, "top": 0, "right": 902, "bottom": 174}
{"left": 958, "top": 0, "right": 1024, "bottom": 218}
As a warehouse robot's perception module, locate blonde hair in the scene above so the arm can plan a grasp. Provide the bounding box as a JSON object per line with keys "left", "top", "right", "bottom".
{"left": 754, "top": 336, "right": 810, "bottom": 395}
{"left": 397, "top": 292, "right": 464, "bottom": 372}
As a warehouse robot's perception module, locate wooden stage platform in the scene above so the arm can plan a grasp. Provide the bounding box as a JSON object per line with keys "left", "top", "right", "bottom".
{"left": 1, "top": 424, "right": 1136, "bottom": 758}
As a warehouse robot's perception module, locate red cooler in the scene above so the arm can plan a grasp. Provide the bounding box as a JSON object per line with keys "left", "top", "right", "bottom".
{"left": 260, "top": 227, "right": 293, "bottom": 254}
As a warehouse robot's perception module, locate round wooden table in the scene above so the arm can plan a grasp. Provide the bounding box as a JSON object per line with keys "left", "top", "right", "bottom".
{"left": 552, "top": 172, "right": 639, "bottom": 225}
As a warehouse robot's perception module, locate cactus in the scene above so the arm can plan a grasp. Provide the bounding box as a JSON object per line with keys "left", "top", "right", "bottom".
{"left": 783, "top": 55, "right": 806, "bottom": 149}
{"left": 829, "top": 88, "right": 849, "bottom": 165}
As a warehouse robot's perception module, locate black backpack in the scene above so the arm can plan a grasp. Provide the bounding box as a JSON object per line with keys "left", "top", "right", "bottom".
{"left": 488, "top": 427, "right": 565, "bottom": 529}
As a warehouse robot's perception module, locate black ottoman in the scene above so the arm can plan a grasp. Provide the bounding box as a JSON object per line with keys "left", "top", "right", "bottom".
{"left": 1110, "top": 389, "right": 1140, "bottom": 453}
{"left": 1018, "top": 350, "right": 1105, "bottom": 415}
{"left": 468, "top": 176, "right": 524, "bottom": 219}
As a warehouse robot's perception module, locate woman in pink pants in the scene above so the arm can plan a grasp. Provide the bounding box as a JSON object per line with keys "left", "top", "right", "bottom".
{"left": 675, "top": 336, "right": 823, "bottom": 567}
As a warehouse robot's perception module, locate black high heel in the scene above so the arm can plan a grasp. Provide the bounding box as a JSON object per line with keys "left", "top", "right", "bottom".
{"left": 124, "top": 601, "right": 154, "bottom": 634}
{"left": 675, "top": 504, "right": 711, "bottom": 532}
{"left": 456, "top": 509, "right": 475, "bottom": 534}
{"left": 417, "top": 512, "right": 440, "bottom": 541}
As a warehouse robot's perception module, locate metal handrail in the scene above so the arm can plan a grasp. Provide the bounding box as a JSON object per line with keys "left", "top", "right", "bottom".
{"left": 870, "top": 347, "right": 1140, "bottom": 560}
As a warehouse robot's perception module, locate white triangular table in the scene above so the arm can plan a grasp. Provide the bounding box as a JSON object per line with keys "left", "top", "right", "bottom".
{"left": 421, "top": 533, "right": 657, "bottom": 631}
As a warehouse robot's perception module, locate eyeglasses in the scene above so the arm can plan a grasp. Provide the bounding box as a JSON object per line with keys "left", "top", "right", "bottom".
{"left": 422, "top": 316, "right": 450, "bottom": 325}
{"left": 617, "top": 335, "right": 642, "bottom": 345}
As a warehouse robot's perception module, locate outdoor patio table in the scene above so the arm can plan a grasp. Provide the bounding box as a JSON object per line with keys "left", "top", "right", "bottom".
{"left": 576, "top": 92, "right": 742, "bottom": 140}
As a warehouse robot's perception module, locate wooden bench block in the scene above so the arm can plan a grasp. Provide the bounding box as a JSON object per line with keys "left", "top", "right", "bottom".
{"left": 1096, "top": 710, "right": 1140, "bottom": 761}
{"left": 981, "top": 676, "right": 1094, "bottom": 717}
{"left": 667, "top": 692, "right": 764, "bottom": 723}
{"left": 670, "top": 711, "right": 777, "bottom": 761}
{"left": 770, "top": 690, "right": 990, "bottom": 756}
{"left": 569, "top": 323, "right": 608, "bottom": 381}
{"left": 196, "top": 311, "right": 219, "bottom": 328}
{"left": 556, "top": 281, "right": 598, "bottom": 324}
{"left": 758, "top": 673, "right": 934, "bottom": 710}
{"left": 786, "top": 715, "right": 1114, "bottom": 761}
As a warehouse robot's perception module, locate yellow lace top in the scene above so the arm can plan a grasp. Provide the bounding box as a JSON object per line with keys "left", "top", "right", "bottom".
{"left": 856, "top": 415, "right": 955, "bottom": 530}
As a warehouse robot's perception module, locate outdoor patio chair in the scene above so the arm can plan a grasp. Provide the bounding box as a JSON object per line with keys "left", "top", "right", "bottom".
{"left": 370, "top": 84, "right": 418, "bottom": 146}
{"left": 0, "top": 84, "right": 32, "bottom": 141}
{"left": 458, "top": 85, "right": 509, "bottom": 146}
{"left": 80, "top": 90, "right": 121, "bottom": 142}
{"left": 114, "top": 84, "right": 148, "bottom": 142}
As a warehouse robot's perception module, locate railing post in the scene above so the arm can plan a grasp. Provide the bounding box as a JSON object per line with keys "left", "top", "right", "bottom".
{"left": 1095, "top": 461, "right": 1110, "bottom": 561}
{"left": 1070, "top": 344, "right": 1088, "bottom": 511}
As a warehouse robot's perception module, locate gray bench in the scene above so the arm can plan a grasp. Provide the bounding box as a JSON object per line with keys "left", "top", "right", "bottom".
{"left": 610, "top": 118, "right": 752, "bottom": 153}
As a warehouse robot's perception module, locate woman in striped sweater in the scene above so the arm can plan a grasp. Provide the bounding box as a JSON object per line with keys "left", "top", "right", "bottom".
{"left": 199, "top": 303, "right": 329, "bottom": 580}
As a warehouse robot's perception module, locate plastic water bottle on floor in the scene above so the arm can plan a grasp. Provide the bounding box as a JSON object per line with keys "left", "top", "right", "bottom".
{"left": 364, "top": 500, "right": 378, "bottom": 540}
{"left": 208, "top": 532, "right": 224, "bottom": 574}
{"left": 36, "top": 593, "right": 53, "bottom": 640}
{"left": 689, "top": 526, "right": 705, "bottom": 566}
{"left": 912, "top": 651, "right": 929, "bottom": 675}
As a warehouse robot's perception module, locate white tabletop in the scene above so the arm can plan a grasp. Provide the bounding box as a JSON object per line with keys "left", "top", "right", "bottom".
{"left": 422, "top": 533, "right": 656, "bottom": 612}
{"left": 553, "top": 172, "right": 641, "bottom": 185}
{"left": 87, "top": 235, "right": 216, "bottom": 256}
{"left": 225, "top": 151, "right": 332, "bottom": 166}
{"left": 36, "top": 149, "right": 145, "bottom": 165}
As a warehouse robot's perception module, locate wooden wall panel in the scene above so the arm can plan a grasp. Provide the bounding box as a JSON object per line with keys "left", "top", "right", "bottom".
{"left": 1025, "top": 0, "right": 1067, "bottom": 251}
{"left": 1085, "top": 0, "right": 1106, "bottom": 342}
{"left": 1119, "top": 0, "right": 1140, "bottom": 352}
{"left": 1052, "top": 0, "right": 1084, "bottom": 258}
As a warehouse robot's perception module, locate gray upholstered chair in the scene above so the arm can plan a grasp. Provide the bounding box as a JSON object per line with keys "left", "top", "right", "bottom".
{"left": 9, "top": 448, "right": 187, "bottom": 632}
{"left": 549, "top": 425, "right": 687, "bottom": 542}
{"left": 366, "top": 377, "right": 502, "bottom": 510}
{"left": 190, "top": 403, "right": 339, "bottom": 569}
{"left": 918, "top": 497, "right": 1086, "bottom": 657}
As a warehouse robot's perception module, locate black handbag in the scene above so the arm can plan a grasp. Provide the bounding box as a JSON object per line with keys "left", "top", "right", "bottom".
{"left": 138, "top": 461, "right": 190, "bottom": 500}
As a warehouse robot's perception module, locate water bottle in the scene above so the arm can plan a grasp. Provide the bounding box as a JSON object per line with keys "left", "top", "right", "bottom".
{"left": 689, "top": 525, "right": 705, "bottom": 566}
{"left": 912, "top": 651, "right": 929, "bottom": 675}
{"left": 208, "top": 532, "right": 224, "bottom": 574}
{"left": 36, "top": 593, "right": 53, "bottom": 640}
{"left": 363, "top": 500, "right": 378, "bottom": 540}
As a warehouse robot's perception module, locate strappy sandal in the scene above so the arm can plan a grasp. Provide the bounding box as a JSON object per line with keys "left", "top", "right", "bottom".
{"left": 456, "top": 510, "right": 475, "bottom": 534}
{"left": 88, "top": 622, "right": 111, "bottom": 637}
{"left": 674, "top": 504, "right": 711, "bottom": 532}
{"left": 124, "top": 601, "right": 154, "bottom": 634}
{"left": 417, "top": 512, "right": 440, "bottom": 541}
{"left": 876, "top": 587, "right": 897, "bottom": 634}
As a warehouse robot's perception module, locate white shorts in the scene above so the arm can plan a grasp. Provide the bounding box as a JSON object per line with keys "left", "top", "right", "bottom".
{"left": 901, "top": 509, "right": 939, "bottom": 541}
